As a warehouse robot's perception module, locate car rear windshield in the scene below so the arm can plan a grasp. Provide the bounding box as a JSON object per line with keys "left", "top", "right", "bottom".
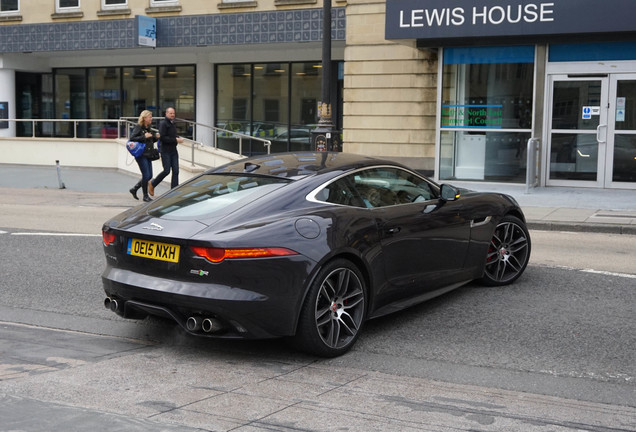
{"left": 148, "top": 174, "right": 291, "bottom": 219}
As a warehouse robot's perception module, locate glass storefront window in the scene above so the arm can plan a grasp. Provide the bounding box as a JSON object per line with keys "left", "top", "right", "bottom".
{"left": 159, "top": 65, "right": 195, "bottom": 139}
{"left": 15, "top": 72, "right": 53, "bottom": 137}
{"left": 288, "top": 62, "right": 321, "bottom": 152}
{"left": 216, "top": 64, "right": 251, "bottom": 154}
{"left": 253, "top": 63, "right": 288, "bottom": 154}
{"left": 88, "top": 67, "right": 121, "bottom": 138}
{"left": 51, "top": 65, "right": 195, "bottom": 139}
{"left": 440, "top": 46, "right": 534, "bottom": 182}
{"left": 122, "top": 66, "right": 157, "bottom": 120}
{"left": 55, "top": 68, "right": 86, "bottom": 137}
{"left": 216, "top": 61, "right": 327, "bottom": 155}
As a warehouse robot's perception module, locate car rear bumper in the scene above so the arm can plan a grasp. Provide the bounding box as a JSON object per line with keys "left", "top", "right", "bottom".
{"left": 101, "top": 264, "right": 311, "bottom": 339}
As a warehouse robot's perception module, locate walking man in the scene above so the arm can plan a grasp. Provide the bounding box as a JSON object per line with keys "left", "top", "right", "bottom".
{"left": 149, "top": 107, "right": 184, "bottom": 196}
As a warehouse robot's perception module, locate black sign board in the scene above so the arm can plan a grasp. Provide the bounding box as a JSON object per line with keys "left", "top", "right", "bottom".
{"left": 386, "top": 0, "right": 636, "bottom": 42}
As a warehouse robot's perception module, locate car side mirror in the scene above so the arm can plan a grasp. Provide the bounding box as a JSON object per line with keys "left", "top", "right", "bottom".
{"left": 440, "top": 184, "right": 460, "bottom": 202}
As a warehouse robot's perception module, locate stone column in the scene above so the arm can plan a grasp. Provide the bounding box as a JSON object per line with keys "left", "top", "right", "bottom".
{"left": 343, "top": 0, "right": 437, "bottom": 171}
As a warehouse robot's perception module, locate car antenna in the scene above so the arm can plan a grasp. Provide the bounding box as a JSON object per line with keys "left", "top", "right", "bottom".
{"left": 244, "top": 162, "right": 260, "bottom": 173}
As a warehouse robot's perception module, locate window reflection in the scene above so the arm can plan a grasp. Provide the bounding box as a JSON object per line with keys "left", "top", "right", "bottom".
{"left": 613, "top": 134, "right": 636, "bottom": 182}
{"left": 122, "top": 66, "right": 157, "bottom": 119}
{"left": 159, "top": 65, "right": 195, "bottom": 139}
{"left": 55, "top": 68, "right": 86, "bottom": 137}
{"left": 52, "top": 65, "right": 195, "bottom": 138}
{"left": 217, "top": 61, "right": 326, "bottom": 155}
{"left": 88, "top": 68, "right": 120, "bottom": 138}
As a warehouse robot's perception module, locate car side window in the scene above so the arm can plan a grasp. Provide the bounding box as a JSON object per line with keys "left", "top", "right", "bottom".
{"left": 316, "top": 167, "right": 436, "bottom": 209}
{"left": 353, "top": 167, "right": 435, "bottom": 208}
{"left": 320, "top": 176, "right": 367, "bottom": 208}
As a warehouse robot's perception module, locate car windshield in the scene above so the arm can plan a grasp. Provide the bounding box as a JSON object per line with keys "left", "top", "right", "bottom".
{"left": 148, "top": 174, "right": 291, "bottom": 219}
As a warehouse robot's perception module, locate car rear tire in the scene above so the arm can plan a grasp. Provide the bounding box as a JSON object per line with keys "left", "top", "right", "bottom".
{"left": 293, "top": 259, "right": 366, "bottom": 357}
{"left": 480, "top": 215, "right": 531, "bottom": 287}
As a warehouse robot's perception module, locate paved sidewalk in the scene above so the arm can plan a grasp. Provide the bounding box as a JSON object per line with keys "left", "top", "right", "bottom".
{"left": 1, "top": 164, "right": 636, "bottom": 234}
{"left": 452, "top": 180, "right": 636, "bottom": 234}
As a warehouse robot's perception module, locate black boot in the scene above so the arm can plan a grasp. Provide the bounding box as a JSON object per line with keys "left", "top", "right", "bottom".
{"left": 129, "top": 181, "right": 141, "bottom": 200}
{"left": 141, "top": 180, "right": 152, "bottom": 202}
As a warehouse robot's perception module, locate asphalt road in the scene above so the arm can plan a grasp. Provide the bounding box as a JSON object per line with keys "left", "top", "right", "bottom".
{"left": 1, "top": 192, "right": 635, "bottom": 432}
{"left": 1, "top": 226, "right": 635, "bottom": 431}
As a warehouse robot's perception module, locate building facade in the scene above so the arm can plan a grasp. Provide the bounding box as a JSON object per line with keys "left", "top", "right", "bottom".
{"left": 2, "top": 0, "right": 636, "bottom": 190}
{"left": 383, "top": 0, "right": 636, "bottom": 189}
{"left": 0, "top": 0, "right": 346, "bottom": 156}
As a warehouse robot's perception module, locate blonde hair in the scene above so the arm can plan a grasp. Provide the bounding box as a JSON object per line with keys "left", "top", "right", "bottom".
{"left": 137, "top": 110, "right": 153, "bottom": 126}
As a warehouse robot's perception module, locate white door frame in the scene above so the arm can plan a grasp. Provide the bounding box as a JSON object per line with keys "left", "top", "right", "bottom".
{"left": 544, "top": 61, "right": 636, "bottom": 189}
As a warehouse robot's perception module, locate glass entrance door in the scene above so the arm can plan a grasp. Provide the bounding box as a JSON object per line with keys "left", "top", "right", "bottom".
{"left": 607, "top": 74, "right": 636, "bottom": 187}
{"left": 547, "top": 74, "right": 636, "bottom": 188}
{"left": 547, "top": 76, "right": 609, "bottom": 187}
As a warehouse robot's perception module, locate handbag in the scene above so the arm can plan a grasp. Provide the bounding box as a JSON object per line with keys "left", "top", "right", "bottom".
{"left": 126, "top": 141, "right": 145, "bottom": 158}
{"left": 143, "top": 144, "right": 161, "bottom": 161}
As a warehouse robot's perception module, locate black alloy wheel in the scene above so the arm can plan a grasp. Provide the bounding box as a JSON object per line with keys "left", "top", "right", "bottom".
{"left": 480, "top": 215, "right": 531, "bottom": 286}
{"left": 294, "top": 259, "right": 366, "bottom": 357}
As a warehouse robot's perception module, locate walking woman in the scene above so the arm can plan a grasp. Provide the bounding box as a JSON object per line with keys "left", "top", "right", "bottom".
{"left": 129, "top": 110, "right": 159, "bottom": 202}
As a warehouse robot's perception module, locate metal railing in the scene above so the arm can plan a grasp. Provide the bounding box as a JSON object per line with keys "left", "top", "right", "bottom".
{"left": 526, "top": 137, "right": 541, "bottom": 193}
{"left": 3, "top": 117, "right": 272, "bottom": 166}
{"left": 170, "top": 117, "right": 272, "bottom": 156}
{"left": 6, "top": 118, "right": 126, "bottom": 139}
{"left": 119, "top": 117, "right": 272, "bottom": 165}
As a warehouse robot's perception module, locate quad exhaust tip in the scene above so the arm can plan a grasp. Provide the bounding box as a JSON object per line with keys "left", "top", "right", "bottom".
{"left": 104, "top": 297, "right": 120, "bottom": 313}
{"left": 186, "top": 316, "right": 202, "bottom": 332}
{"left": 202, "top": 317, "right": 223, "bottom": 333}
{"left": 187, "top": 316, "right": 224, "bottom": 333}
{"left": 104, "top": 300, "right": 226, "bottom": 334}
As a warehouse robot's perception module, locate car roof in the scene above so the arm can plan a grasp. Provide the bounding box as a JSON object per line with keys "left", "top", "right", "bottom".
{"left": 210, "top": 152, "right": 403, "bottom": 179}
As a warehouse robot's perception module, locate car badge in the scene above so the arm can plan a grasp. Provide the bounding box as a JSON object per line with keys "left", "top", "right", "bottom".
{"left": 143, "top": 222, "right": 164, "bottom": 231}
{"left": 190, "top": 269, "right": 209, "bottom": 277}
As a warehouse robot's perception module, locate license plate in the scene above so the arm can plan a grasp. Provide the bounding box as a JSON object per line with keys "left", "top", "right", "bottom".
{"left": 127, "top": 238, "right": 180, "bottom": 263}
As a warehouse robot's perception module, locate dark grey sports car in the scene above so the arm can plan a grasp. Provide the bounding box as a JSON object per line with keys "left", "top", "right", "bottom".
{"left": 102, "top": 152, "right": 531, "bottom": 357}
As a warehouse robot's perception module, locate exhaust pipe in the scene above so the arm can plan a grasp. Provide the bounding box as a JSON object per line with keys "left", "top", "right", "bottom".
{"left": 109, "top": 298, "right": 120, "bottom": 313}
{"left": 186, "top": 316, "right": 203, "bottom": 332}
{"left": 202, "top": 317, "right": 223, "bottom": 333}
{"left": 104, "top": 297, "right": 122, "bottom": 313}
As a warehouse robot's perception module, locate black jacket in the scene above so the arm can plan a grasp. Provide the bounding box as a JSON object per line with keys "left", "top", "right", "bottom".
{"left": 129, "top": 124, "right": 157, "bottom": 148}
{"left": 158, "top": 117, "right": 179, "bottom": 153}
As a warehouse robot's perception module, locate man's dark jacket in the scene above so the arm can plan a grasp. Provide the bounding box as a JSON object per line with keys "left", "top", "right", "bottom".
{"left": 158, "top": 117, "right": 179, "bottom": 153}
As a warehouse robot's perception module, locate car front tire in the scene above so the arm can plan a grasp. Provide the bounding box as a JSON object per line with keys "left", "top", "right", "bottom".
{"left": 293, "top": 259, "right": 366, "bottom": 357}
{"left": 480, "top": 215, "right": 531, "bottom": 286}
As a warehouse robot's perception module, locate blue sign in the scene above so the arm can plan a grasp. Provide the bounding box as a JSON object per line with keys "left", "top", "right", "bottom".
{"left": 135, "top": 15, "right": 156, "bottom": 48}
{"left": 386, "top": 0, "right": 636, "bottom": 42}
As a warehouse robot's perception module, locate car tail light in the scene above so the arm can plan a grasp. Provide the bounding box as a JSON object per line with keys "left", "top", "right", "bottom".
{"left": 102, "top": 231, "right": 117, "bottom": 246}
{"left": 190, "top": 246, "right": 298, "bottom": 263}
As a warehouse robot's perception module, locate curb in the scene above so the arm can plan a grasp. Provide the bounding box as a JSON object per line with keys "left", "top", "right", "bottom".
{"left": 528, "top": 221, "right": 636, "bottom": 235}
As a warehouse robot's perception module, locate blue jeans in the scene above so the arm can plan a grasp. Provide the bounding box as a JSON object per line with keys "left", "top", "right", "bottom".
{"left": 135, "top": 155, "right": 154, "bottom": 195}
{"left": 152, "top": 150, "right": 179, "bottom": 189}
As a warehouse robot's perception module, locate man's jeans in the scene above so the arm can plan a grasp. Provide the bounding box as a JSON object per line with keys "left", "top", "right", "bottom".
{"left": 153, "top": 150, "right": 180, "bottom": 189}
